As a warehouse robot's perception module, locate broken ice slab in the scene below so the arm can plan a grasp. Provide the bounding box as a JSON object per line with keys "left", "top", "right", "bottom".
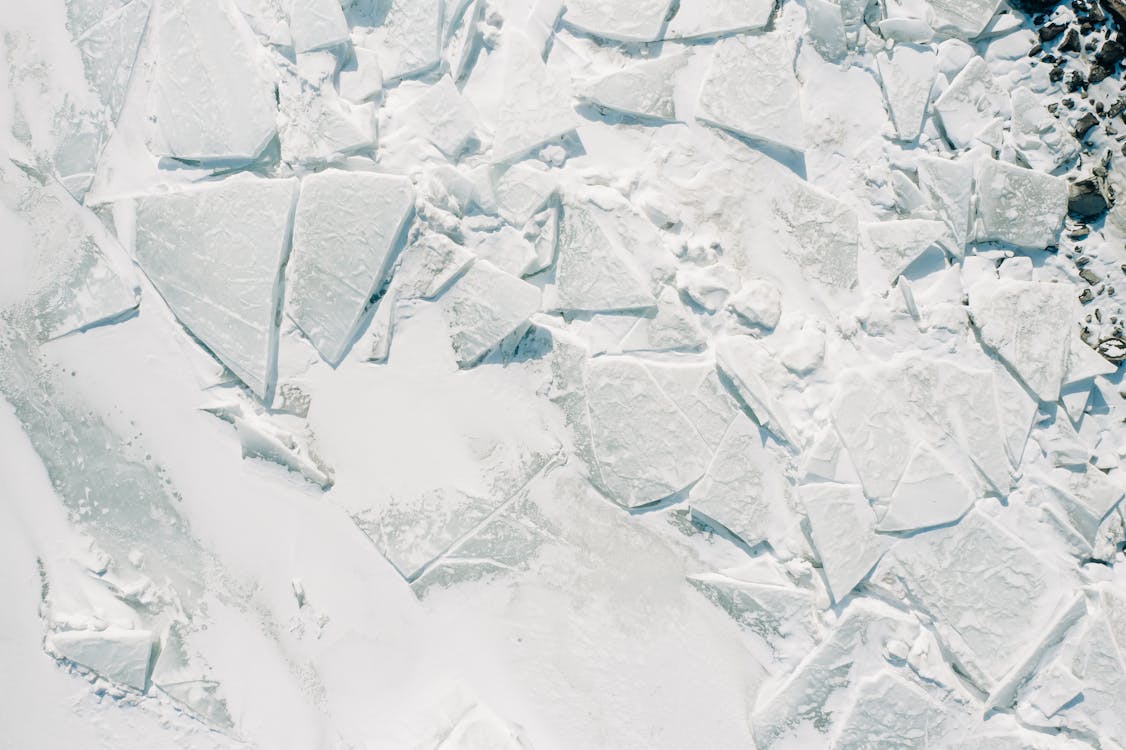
{"left": 134, "top": 177, "right": 299, "bottom": 399}
{"left": 352, "top": 450, "right": 559, "bottom": 582}
{"left": 663, "top": 0, "right": 774, "bottom": 39}
{"left": 1039, "top": 466, "right": 1125, "bottom": 548}
{"left": 234, "top": 416, "right": 333, "bottom": 488}
{"left": 772, "top": 180, "right": 859, "bottom": 290}
{"left": 466, "top": 225, "right": 539, "bottom": 278}
{"left": 618, "top": 286, "right": 707, "bottom": 353}
{"left": 491, "top": 30, "right": 582, "bottom": 164}
{"left": 830, "top": 371, "right": 917, "bottom": 500}
{"left": 876, "top": 44, "right": 937, "bottom": 142}
{"left": 279, "top": 57, "right": 379, "bottom": 165}
{"left": 832, "top": 671, "right": 956, "bottom": 748}
{"left": 0, "top": 161, "right": 139, "bottom": 341}
{"left": 687, "top": 573, "right": 818, "bottom": 659}
{"left": 545, "top": 202, "right": 656, "bottom": 313}
{"left": 689, "top": 415, "right": 793, "bottom": 550}
{"left": 917, "top": 155, "right": 973, "bottom": 253}
{"left": 859, "top": 219, "right": 948, "bottom": 287}
{"left": 968, "top": 278, "right": 1075, "bottom": 403}
{"left": 887, "top": 357, "right": 1014, "bottom": 493}
{"left": 338, "top": 47, "right": 384, "bottom": 103}
{"left": 350, "top": 0, "right": 442, "bottom": 82}
{"left": 150, "top": 0, "right": 278, "bottom": 162}
{"left": 933, "top": 57, "right": 1007, "bottom": 150}
{"left": 874, "top": 509, "right": 1067, "bottom": 692}
{"left": 583, "top": 54, "right": 689, "bottom": 122}
{"left": 697, "top": 33, "right": 805, "bottom": 154}
{"left": 74, "top": 0, "right": 152, "bottom": 123}
{"left": 751, "top": 599, "right": 924, "bottom": 749}
{"left": 438, "top": 260, "right": 541, "bottom": 368}
{"left": 877, "top": 443, "right": 976, "bottom": 532}
{"left": 800, "top": 483, "right": 889, "bottom": 605}
{"left": 583, "top": 357, "right": 711, "bottom": 508}
{"left": 47, "top": 627, "right": 154, "bottom": 691}
{"left": 806, "top": 0, "right": 847, "bottom": 63}
{"left": 410, "top": 480, "right": 554, "bottom": 596}
{"left": 156, "top": 681, "right": 235, "bottom": 729}
{"left": 492, "top": 163, "right": 557, "bottom": 227}
{"left": 643, "top": 361, "right": 741, "bottom": 451}
{"left": 561, "top": 0, "right": 675, "bottom": 42}
{"left": 925, "top": 0, "right": 1003, "bottom": 39}
{"left": 1010, "top": 87, "right": 1079, "bottom": 173}
{"left": 289, "top": 0, "right": 350, "bottom": 53}
{"left": 715, "top": 336, "right": 799, "bottom": 446}
{"left": 403, "top": 76, "right": 480, "bottom": 160}
{"left": 287, "top": 170, "right": 414, "bottom": 365}
{"left": 974, "top": 159, "right": 1068, "bottom": 250}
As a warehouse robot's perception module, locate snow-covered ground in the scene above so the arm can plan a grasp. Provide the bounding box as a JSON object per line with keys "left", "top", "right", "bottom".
{"left": 1, "top": 0, "right": 1125, "bottom": 748}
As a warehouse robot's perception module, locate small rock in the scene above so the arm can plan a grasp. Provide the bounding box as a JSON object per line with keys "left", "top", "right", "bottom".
{"left": 1040, "top": 22, "right": 1068, "bottom": 42}
{"left": 1070, "top": 177, "right": 1110, "bottom": 218}
{"left": 1097, "top": 336, "right": 1126, "bottom": 362}
{"left": 1096, "top": 38, "right": 1126, "bottom": 65}
{"left": 1103, "top": 0, "right": 1126, "bottom": 30}
{"left": 1090, "top": 63, "right": 1113, "bottom": 83}
{"left": 1060, "top": 27, "right": 1082, "bottom": 52}
{"left": 1081, "top": 287, "right": 1096, "bottom": 302}
{"left": 1076, "top": 111, "right": 1100, "bottom": 137}
{"left": 1081, "top": 268, "right": 1103, "bottom": 284}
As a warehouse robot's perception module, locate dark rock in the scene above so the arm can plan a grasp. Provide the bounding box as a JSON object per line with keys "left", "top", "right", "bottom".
{"left": 1030, "top": 43, "right": 1044, "bottom": 55}
{"left": 1061, "top": 27, "right": 1082, "bottom": 51}
{"left": 1040, "top": 21, "right": 1068, "bottom": 41}
{"left": 1051, "top": 65, "right": 1065, "bottom": 82}
{"left": 1102, "top": 0, "right": 1126, "bottom": 29}
{"left": 1114, "top": 96, "right": 1126, "bottom": 116}
{"left": 1090, "top": 62, "right": 1113, "bottom": 83}
{"left": 1081, "top": 268, "right": 1103, "bottom": 284}
{"left": 1065, "top": 71, "right": 1087, "bottom": 91}
{"left": 1076, "top": 111, "right": 1100, "bottom": 137}
{"left": 1081, "top": 288, "right": 1096, "bottom": 302}
{"left": 1070, "top": 177, "right": 1111, "bottom": 217}
{"left": 1096, "top": 38, "right": 1126, "bottom": 65}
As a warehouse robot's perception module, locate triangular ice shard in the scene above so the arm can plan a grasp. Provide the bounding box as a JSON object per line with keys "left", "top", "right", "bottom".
{"left": 584, "top": 54, "right": 689, "bottom": 122}
{"left": 547, "top": 203, "right": 656, "bottom": 313}
{"left": 801, "top": 483, "right": 889, "bottom": 604}
{"left": 438, "top": 260, "right": 541, "bottom": 368}
{"left": 969, "top": 278, "right": 1075, "bottom": 403}
{"left": 288, "top": 170, "right": 415, "bottom": 365}
{"left": 876, "top": 44, "right": 936, "bottom": 141}
{"left": 134, "top": 177, "right": 299, "bottom": 399}
{"left": 697, "top": 33, "right": 804, "bottom": 153}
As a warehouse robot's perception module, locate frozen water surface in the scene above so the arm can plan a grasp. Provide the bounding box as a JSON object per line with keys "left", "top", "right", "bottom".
{"left": 2, "top": 0, "right": 1126, "bottom": 747}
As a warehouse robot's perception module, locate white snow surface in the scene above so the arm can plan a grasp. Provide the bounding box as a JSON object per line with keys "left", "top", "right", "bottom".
{"left": 1, "top": 0, "right": 1125, "bottom": 748}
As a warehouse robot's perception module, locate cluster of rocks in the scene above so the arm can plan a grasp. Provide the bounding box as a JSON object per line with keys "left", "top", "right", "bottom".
{"left": 1024, "top": 0, "right": 1126, "bottom": 361}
